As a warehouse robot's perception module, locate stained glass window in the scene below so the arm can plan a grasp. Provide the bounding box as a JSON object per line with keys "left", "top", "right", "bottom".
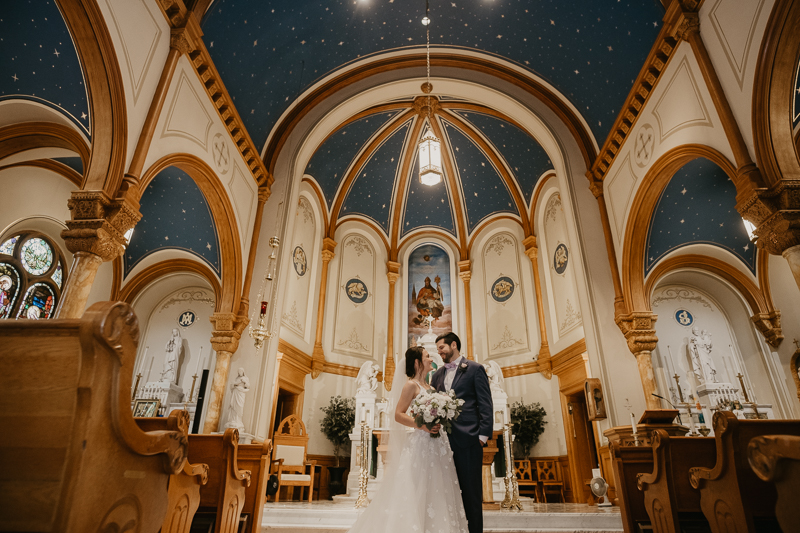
{"left": 53, "top": 261, "right": 63, "bottom": 288}
{"left": 17, "top": 282, "right": 56, "bottom": 319}
{"left": 21, "top": 237, "right": 53, "bottom": 275}
{"left": 0, "top": 236, "right": 19, "bottom": 255}
{"left": 0, "top": 263, "right": 21, "bottom": 319}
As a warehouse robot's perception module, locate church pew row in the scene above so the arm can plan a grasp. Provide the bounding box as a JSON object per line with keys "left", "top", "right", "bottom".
{"left": 0, "top": 301, "right": 188, "bottom": 533}
{"left": 135, "top": 411, "right": 209, "bottom": 533}
{"left": 748, "top": 434, "right": 800, "bottom": 533}
{"left": 636, "top": 430, "right": 716, "bottom": 533}
{"left": 688, "top": 411, "right": 800, "bottom": 533}
{"left": 188, "top": 429, "right": 252, "bottom": 533}
{"left": 236, "top": 439, "right": 273, "bottom": 533}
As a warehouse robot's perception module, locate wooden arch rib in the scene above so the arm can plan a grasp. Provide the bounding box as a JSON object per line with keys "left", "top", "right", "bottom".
{"left": 117, "top": 258, "right": 222, "bottom": 312}
{"left": 530, "top": 171, "right": 557, "bottom": 236}
{"left": 315, "top": 102, "right": 413, "bottom": 150}
{"left": 622, "top": 144, "right": 738, "bottom": 312}
{"left": 140, "top": 154, "right": 243, "bottom": 314}
{"left": 328, "top": 109, "right": 415, "bottom": 240}
{"left": 467, "top": 215, "right": 525, "bottom": 251}
{"left": 301, "top": 177, "right": 330, "bottom": 237}
{"left": 264, "top": 52, "right": 596, "bottom": 178}
{"left": 440, "top": 110, "right": 530, "bottom": 233}
{"left": 429, "top": 116, "right": 469, "bottom": 256}
{"left": 56, "top": 0, "right": 127, "bottom": 196}
{"left": 389, "top": 115, "right": 425, "bottom": 260}
{"left": 644, "top": 254, "right": 768, "bottom": 316}
{"left": 336, "top": 215, "right": 390, "bottom": 254}
{"left": 398, "top": 228, "right": 461, "bottom": 262}
{"left": 0, "top": 122, "right": 90, "bottom": 172}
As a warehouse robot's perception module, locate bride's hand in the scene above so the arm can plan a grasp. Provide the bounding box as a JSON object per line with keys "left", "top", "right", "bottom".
{"left": 423, "top": 424, "right": 441, "bottom": 433}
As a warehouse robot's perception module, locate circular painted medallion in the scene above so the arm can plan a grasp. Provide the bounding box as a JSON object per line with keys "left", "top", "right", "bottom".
{"left": 491, "top": 276, "right": 515, "bottom": 303}
{"left": 21, "top": 237, "right": 53, "bottom": 275}
{"left": 553, "top": 243, "right": 569, "bottom": 274}
{"left": 675, "top": 309, "right": 694, "bottom": 327}
{"left": 178, "top": 310, "right": 197, "bottom": 328}
{"left": 345, "top": 278, "right": 369, "bottom": 304}
{"left": 293, "top": 246, "right": 307, "bottom": 276}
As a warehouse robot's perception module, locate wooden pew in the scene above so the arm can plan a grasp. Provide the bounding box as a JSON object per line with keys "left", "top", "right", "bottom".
{"left": 135, "top": 411, "right": 209, "bottom": 533}
{"left": 689, "top": 411, "right": 800, "bottom": 533}
{"left": 189, "top": 429, "right": 251, "bottom": 533}
{"left": 236, "top": 439, "right": 273, "bottom": 533}
{"left": 0, "top": 301, "right": 188, "bottom": 533}
{"left": 608, "top": 440, "right": 654, "bottom": 533}
{"left": 748, "top": 434, "right": 800, "bottom": 533}
{"left": 636, "top": 430, "right": 716, "bottom": 533}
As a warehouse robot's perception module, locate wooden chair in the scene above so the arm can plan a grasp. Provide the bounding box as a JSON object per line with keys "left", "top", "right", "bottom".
{"left": 689, "top": 411, "right": 800, "bottom": 533}
{"left": 636, "top": 429, "right": 715, "bottom": 533}
{"left": 189, "top": 429, "right": 251, "bottom": 533}
{"left": 237, "top": 439, "right": 273, "bottom": 533}
{"left": 514, "top": 460, "right": 539, "bottom": 500}
{"left": 135, "top": 411, "right": 208, "bottom": 533}
{"left": 749, "top": 434, "right": 800, "bottom": 533}
{"left": 270, "top": 415, "right": 316, "bottom": 502}
{"left": 536, "top": 459, "right": 565, "bottom": 503}
{"left": 0, "top": 301, "right": 188, "bottom": 533}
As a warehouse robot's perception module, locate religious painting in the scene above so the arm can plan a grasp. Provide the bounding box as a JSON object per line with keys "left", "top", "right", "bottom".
{"left": 20, "top": 237, "right": 54, "bottom": 275}
{"left": 16, "top": 282, "right": 56, "bottom": 319}
{"left": 345, "top": 277, "right": 369, "bottom": 304}
{"left": 293, "top": 245, "right": 307, "bottom": 276}
{"left": 408, "top": 244, "right": 452, "bottom": 346}
{"left": 553, "top": 243, "right": 569, "bottom": 275}
{"left": 132, "top": 399, "right": 161, "bottom": 418}
{"left": 490, "top": 276, "right": 515, "bottom": 303}
{"left": 0, "top": 263, "right": 21, "bottom": 319}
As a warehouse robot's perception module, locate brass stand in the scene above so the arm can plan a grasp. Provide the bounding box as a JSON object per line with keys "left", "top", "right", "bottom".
{"left": 500, "top": 423, "right": 522, "bottom": 511}
{"left": 131, "top": 372, "right": 142, "bottom": 401}
{"left": 188, "top": 373, "right": 199, "bottom": 402}
{"left": 354, "top": 421, "right": 371, "bottom": 508}
{"left": 736, "top": 372, "right": 760, "bottom": 417}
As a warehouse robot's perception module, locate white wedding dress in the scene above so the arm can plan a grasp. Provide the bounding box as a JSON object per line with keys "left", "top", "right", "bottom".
{"left": 348, "top": 380, "right": 468, "bottom": 533}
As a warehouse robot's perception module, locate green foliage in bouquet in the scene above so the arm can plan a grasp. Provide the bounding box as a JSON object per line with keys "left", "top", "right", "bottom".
{"left": 320, "top": 395, "right": 355, "bottom": 466}
{"left": 510, "top": 401, "right": 547, "bottom": 457}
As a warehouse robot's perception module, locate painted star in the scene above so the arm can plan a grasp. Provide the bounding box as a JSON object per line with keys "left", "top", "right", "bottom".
{"left": 11, "top": 74, "right": 18, "bottom": 82}
{"left": 681, "top": 188, "right": 687, "bottom": 195}
{"left": 165, "top": 236, "right": 169, "bottom": 241}
{"left": 719, "top": 223, "right": 724, "bottom": 227}
{"left": 607, "top": 46, "right": 613, "bottom": 51}
{"left": 253, "top": 40, "right": 258, "bottom": 46}
{"left": 743, "top": 244, "right": 749, "bottom": 251}
{"left": 206, "top": 243, "right": 212, "bottom": 250}
{"left": 80, "top": 112, "right": 87, "bottom": 119}
{"left": 550, "top": 19, "right": 555, "bottom": 25}
{"left": 53, "top": 49, "right": 60, "bottom": 57}
{"left": 680, "top": 219, "right": 685, "bottom": 224}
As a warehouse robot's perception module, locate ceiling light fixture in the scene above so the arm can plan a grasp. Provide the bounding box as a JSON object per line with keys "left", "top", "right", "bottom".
{"left": 418, "top": 0, "right": 443, "bottom": 187}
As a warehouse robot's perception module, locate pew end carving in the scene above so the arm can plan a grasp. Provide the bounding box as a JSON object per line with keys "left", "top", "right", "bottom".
{"left": 748, "top": 434, "right": 800, "bottom": 533}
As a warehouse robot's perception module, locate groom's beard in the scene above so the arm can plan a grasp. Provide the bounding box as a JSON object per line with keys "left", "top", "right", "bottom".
{"left": 440, "top": 347, "right": 455, "bottom": 363}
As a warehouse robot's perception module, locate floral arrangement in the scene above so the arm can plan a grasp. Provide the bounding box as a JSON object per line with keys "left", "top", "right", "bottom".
{"left": 410, "top": 389, "right": 464, "bottom": 438}
{"left": 510, "top": 401, "right": 547, "bottom": 457}
{"left": 320, "top": 396, "right": 355, "bottom": 466}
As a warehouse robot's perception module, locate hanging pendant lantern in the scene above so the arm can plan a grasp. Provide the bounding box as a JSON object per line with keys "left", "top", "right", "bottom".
{"left": 419, "top": 127, "right": 443, "bottom": 186}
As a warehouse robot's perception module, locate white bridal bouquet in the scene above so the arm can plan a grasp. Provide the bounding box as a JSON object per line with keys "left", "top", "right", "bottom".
{"left": 410, "top": 389, "right": 465, "bottom": 438}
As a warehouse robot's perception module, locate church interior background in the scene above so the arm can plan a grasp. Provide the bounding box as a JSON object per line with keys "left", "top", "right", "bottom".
{"left": 3, "top": 0, "right": 800, "bottom": 527}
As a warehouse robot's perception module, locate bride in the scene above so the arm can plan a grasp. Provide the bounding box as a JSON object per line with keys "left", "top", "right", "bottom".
{"left": 348, "top": 346, "right": 468, "bottom": 533}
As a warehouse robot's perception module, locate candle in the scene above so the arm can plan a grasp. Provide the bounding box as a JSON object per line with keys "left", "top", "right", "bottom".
{"left": 138, "top": 346, "right": 149, "bottom": 375}
{"left": 144, "top": 353, "right": 154, "bottom": 383}
{"left": 260, "top": 301, "right": 268, "bottom": 316}
{"left": 194, "top": 346, "right": 204, "bottom": 376}
{"left": 630, "top": 412, "right": 637, "bottom": 435}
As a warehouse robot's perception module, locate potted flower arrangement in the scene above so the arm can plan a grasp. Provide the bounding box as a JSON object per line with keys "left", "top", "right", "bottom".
{"left": 510, "top": 401, "right": 547, "bottom": 458}
{"left": 320, "top": 395, "right": 355, "bottom": 496}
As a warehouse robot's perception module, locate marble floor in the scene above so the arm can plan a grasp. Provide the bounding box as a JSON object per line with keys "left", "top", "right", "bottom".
{"left": 261, "top": 500, "right": 623, "bottom": 532}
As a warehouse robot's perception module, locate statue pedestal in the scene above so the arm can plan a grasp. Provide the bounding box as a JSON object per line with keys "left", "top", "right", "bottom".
{"left": 345, "top": 391, "right": 378, "bottom": 498}
{"left": 137, "top": 380, "right": 183, "bottom": 414}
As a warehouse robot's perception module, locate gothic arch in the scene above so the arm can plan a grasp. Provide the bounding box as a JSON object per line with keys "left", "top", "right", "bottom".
{"left": 116, "top": 258, "right": 222, "bottom": 313}
{"left": 0, "top": 122, "right": 90, "bottom": 172}
{"left": 140, "top": 154, "right": 243, "bottom": 314}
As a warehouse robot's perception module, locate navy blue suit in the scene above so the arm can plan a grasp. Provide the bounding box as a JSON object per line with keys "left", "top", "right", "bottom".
{"left": 432, "top": 358, "right": 493, "bottom": 533}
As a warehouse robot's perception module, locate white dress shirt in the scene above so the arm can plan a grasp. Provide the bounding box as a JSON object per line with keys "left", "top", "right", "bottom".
{"left": 443, "top": 355, "right": 488, "bottom": 444}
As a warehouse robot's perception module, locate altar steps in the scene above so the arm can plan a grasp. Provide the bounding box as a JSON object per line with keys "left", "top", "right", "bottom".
{"left": 261, "top": 502, "right": 623, "bottom": 532}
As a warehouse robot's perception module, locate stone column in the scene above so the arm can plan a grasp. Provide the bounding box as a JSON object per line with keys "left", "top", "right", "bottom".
{"left": 57, "top": 191, "right": 140, "bottom": 318}
{"left": 202, "top": 312, "right": 247, "bottom": 433}
{"left": 458, "top": 260, "right": 474, "bottom": 360}
{"left": 523, "top": 236, "right": 552, "bottom": 378}
{"left": 615, "top": 311, "right": 660, "bottom": 410}
{"left": 384, "top": 261, "right": 401, "bottom": 390}
{"left": 311, "top": 238, "right": 337, "bottom": 378}
{"left": 783, "top": 245, "right": 800, "bottom": 293}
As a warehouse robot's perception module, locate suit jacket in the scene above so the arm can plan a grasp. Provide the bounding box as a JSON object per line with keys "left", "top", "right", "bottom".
{"left": 432, "top": 358, "right": 493, "bottom": 449}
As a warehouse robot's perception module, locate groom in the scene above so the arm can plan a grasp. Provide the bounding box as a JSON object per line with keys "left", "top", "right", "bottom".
{"left": 432, "top": 332, "right": 493, "bottom": 533}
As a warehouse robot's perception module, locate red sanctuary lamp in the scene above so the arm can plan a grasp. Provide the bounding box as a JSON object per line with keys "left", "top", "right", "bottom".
{"left": 249, "top": 236, "right": 280, "bottom": 349}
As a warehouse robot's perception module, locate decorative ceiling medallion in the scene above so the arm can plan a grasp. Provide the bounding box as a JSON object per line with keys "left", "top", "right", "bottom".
{"left": 675, "top": 309, "right": 694, "bottom": 327}
{"left": 212, "top": 132, "right": 231, "bottom": 175}
{"left": 634, "top": 123, "right": 655, "bottom": 168}
{"left": 178, "top": 310, "right": 197, "bottom": 328}
{"left": 553, "top": 243, "right": 569, "bottom": 275}
{"left": 293, "top": 246, "right": 307, "bottom": 276}
{"left": 345, "top": 277, "right": 369, "bottom": 304}
{"left": 490, "top": 276, "right": 515, "bottom": 303}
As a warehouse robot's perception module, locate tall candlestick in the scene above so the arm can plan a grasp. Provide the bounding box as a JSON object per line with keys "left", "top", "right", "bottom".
{"left": 194, "top": 346, "right": 204, "bottom": 376}
{"left": 138, "top": 346, "right": 149, "bottom": 375}
{"left": 145, "top": 353, "right": 154, "bottom": 383}
{"left": 630, "top": 412, "right": 637, "bottom": 435}
{"left": 674, "top": 374, "right": 684, "bottom": 403}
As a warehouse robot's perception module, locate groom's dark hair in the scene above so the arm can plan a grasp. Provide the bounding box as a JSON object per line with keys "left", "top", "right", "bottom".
{"left": 435, "top": 332, "right": 461, "bottom": 351}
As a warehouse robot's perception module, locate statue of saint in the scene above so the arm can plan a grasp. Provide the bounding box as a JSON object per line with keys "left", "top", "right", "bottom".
{"left": 689, "top": 326, "right": 717, "bottom": 384}
{"left": 225, "top": 368, "right": 250, "bottom": 431}
{"left": 356, "top": 361, "right": 380, "bottom": 394}
{"left": 161, "top": 328, "right": 182, "bottom": 384}
{"left": 483, "top": 360, "right": 505, "bottom": 395}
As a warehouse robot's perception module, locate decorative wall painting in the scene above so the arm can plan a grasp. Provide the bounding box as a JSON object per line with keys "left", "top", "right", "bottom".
{"left": 408, "top": 244, "right": 452, "bottom": 346}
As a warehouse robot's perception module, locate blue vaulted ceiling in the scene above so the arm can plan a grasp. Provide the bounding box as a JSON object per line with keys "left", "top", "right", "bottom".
{"left": 201, "top": 0, "right": 664, "bottom": 149}
{"left": 402, "top": 151, "right": 456, "bottom": 237}
{"left": 646, "top": 158, "right": 756, "bottom": 275}
{"left": 0, "top": 1, "right": 90, "bottom": 135}
{"left": 125, "top": 166, "right": 220, "bottom": 276}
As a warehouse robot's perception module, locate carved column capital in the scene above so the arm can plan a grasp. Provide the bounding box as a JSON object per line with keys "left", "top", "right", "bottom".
{"left": 588, "top": 175, "right": 604, "bottom": 199}
{"left": 386, "top": 260, "right": 401, "bottom": 284}
{"left": 458, "top": 259, "right": 472, "bottom": 283}
{"left": 257, "top": 186, "right": 272, "bottom": 204}
{"left": 672, "top": 11, "right": 700, "bottom": 41}
{"left": 739, "top": 180, "right": 800, "bottom": 255}
{"left": 61, "top": 191, "right": 142, "bottom": 262}
{"left": 523, "top": 235, "right": 538, "bottom": 260}
{"left": 311, "top": 342, "right": 325, "bottom": 379}
{"left": 615, "top": 311, "right": 659, "bottom": 355}
{"left": 751, "top": 310, "right": 783, "bottom": 348}
{"left": 209, "top": 312, "right": 248, "bottom": 353}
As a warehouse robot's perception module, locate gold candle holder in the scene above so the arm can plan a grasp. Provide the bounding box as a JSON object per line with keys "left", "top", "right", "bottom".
{"left": 354, "top": 420, "right": 371, "bottom": 508}
{"left": 500, "top": 423, "right": 522, "bottom": 511}
{"left": 131, "top": 372, "right": 142, "bottom": 401}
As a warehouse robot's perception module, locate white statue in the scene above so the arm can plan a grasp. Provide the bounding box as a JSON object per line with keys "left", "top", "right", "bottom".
{"left": 689, "top": 326, "right": 717, "bottom": 384}
{"left": 356, "top": 361, "right": 380, "bottom": 394}
{"left": 161, "top": 328, "right": 182, "bottom": 384}
{"left": 483, "top": 360, "right": 505, "bottom": 395}
{"left": 225, "top": 368, "right": 250, "bottom": 431}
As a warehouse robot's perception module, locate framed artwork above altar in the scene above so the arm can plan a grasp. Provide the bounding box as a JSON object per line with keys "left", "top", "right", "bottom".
{"left": 407, "top": 244, "right": 452, "bottom": 347}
